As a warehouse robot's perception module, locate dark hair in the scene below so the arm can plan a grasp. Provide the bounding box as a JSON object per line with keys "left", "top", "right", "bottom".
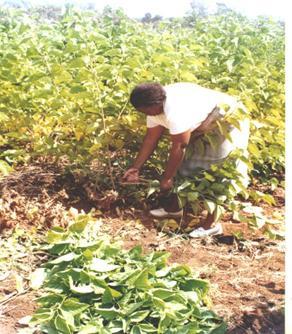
{"left": 130, "top": 83, "right": 166, "bottom": 108}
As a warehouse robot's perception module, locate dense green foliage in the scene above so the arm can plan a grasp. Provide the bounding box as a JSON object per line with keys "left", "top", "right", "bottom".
{"left": 29, "top": 213, "right": 226, "bottom": 333}
{"left": 0, "top": 7, "right": 284, "bottom": 174}
{"left": 0, "top": 7, "right": 285, "bottom": 331}
{"left": 0, "top": 7, "right": 285, "bottom": 235}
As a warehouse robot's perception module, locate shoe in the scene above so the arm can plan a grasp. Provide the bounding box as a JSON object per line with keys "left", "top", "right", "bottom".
{"left": 149, "top": 208, "right": 183, "bottom": 218}
{"left": 189, "top": 223, "right": 223, "bottom": 238}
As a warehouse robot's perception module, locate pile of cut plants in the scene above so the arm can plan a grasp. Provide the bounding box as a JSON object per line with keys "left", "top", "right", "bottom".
{"left": 22, "top": 212, "right": 226, "bottom": 334}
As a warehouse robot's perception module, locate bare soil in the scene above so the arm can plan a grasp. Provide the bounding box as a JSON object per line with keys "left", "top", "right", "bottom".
{"left": 0, "top": 161, "right": 285, "bottom": 333}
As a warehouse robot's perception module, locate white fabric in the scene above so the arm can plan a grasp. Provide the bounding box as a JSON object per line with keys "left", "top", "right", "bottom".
{"left": 146, "top": 82, "right": 239, "bottom": 135}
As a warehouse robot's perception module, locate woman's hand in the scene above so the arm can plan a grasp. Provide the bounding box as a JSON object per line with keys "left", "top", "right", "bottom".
{"left": 122, "top": 167, "right": 140, "bottom": 183}
{"left": 160, "top": 178, "right": 173, "bottom": 191}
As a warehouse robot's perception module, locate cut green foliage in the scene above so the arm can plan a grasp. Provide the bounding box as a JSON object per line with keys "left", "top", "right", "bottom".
{"left": 0, "top": 226, "right": 40, "bottom": 290}
{"left": 30, "top": 218, "right": 226, "bottom": 333}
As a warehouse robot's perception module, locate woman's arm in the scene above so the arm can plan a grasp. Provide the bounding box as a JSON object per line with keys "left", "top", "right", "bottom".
{"left": 160, "top": 130, "right": 191, "bottom": 190}
{"left": 132, "top": 125, "right": 165, "bottom": 169}
{"left": 122, "top": 125, "right": 165, "bottom": 181}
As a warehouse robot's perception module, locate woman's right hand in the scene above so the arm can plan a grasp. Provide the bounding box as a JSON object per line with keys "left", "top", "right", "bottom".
{"left": 122, "top": 167, "right": 140, "bottom": 183}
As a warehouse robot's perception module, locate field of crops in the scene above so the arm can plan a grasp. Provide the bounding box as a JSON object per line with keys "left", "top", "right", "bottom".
{"left": 0, "top": 5, "right": 285, "bottom": 334}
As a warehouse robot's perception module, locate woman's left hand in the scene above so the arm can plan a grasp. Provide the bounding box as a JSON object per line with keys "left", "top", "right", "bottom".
{"left": 160, "top": 178, "right": 173, "bottom": 191}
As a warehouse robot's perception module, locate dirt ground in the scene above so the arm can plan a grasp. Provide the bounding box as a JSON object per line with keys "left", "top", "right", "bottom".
{"left": 0, "top": 161, "right": 285, "bottom": 334}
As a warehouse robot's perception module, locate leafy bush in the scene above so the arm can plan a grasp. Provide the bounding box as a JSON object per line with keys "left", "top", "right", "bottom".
{"left": 0, "top": 7, "right": 284, "bottom": 176}
{"left": 29, "top": 213, "right": 226, "bottom": 333}
{"left": 0, "top": 7, "right": 285, "bottom": 234}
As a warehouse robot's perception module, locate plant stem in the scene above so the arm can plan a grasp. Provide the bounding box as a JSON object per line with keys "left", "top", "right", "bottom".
{"left": 100, "top": 106, "right": 116, "bottom": 190}
{"left": 117, "top": 99, "right": 129, "bottom": 120}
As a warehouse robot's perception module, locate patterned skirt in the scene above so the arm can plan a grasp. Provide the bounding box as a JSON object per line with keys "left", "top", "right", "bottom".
{"left": 179, "top": 104, "right": 250, "bottom": 187}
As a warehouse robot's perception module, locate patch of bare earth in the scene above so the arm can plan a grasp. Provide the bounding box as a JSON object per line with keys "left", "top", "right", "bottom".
{"left": 0, "top": 161, "right": 285, "bottom": 333}
{"left": 100, "top": 212, "right": 285, "bottom": 334}
{"left": 0, "top": 275, "right": 37, "bottom": 334}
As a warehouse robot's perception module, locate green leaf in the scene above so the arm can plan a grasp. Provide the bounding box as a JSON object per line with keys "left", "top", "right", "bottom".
{"left": 152, "top": 289, "right": 175, "bottom": 300}
{"left": 149, "top": 251, "right": 170, "bottom": 264}
{"left": 54, "top": 314, "right": 71, "bottom": 334}
{"left": 226, "top": 59, "right": 234, "bottom": 72}
{"left": 70, "top": 284, "right": 94, "bottom": 294}
{"left": 102, "top": 287, "right": 114, "bottom": 304}
{"left": 0, "top": 112, "right": 9, "bottom": 122}
{"left": 213, "top": 205, "right": 225, "bottom": 222}
{"left": 60, "top": 310, "right": 75, "bottom": 329}
{"left": 46, "top": 228, "right": 68, "bottom": 244}
{"left": 187, "top": 192, "right": 199, "bottom": 202}
{"left": 124, "top": 302, "right": 145, "bottom": 316}
{"left": 205, "top": 173, "right": 216, "bottom": 182}
{"left": 70, "top": 85, "right": 87, "bottom": 93}
{"left": 170, "top": 264, "right": 192, "bottom": 278}
{"left": 216, "top": 121, "right": 232, "bottom": 142}
{"left": 129, "top": 245, "right": 143, "bottom": 258}
{"left": 191, "top": 202, "right": 200, "bottom": 215}
{"left": 95, "top": 307, "right": 120, "bottom": 320}
{"left": 54, "top": 71, "right": 72, "bottom": 84}
{"left": 204, "top": 200, "right": 216, "bottom": 214}
{"left": 78, "top": 324, "right": 100, "bottom": 334}
{"left": 69, "top": 277, "right": 94, "bottom": 294}
{"left": 164, "top": 301, "right": 187, "bottom": 314}
{"left": 107, "top": 320, "right": 124, "bottom": 333}
{"left": 89, "top": 258, "right": 119, "bottom": 272}
{"left": 61, "top": 298, "right": 89, "bottom": 315}
{"left": 210, "top": 322, "right": 228, "bottom": 334}
{"left": 36, "top": 294, "right": 64, "bottom": 306}
{"left": 30, "top": 308, "right": 53, "bottom": 324}
{"left": 156, "top": 267, "right": 171, "bottom": 278}
{"left": 0, "top": 160, "right": 12, "bottom": 176}
{"left": 177, "top": 181, "right": 191, "bottom": 192}
{"left": 102, "top": 286, "right": 122, "bottom": 304}
{"left": 248, "top": 142, "right": 260, "bottom": 157}
{"left": 130, "top": 325, "right": 143, "bottom": 334}
{"left": 69, "top": 215, "right": 90, "bottom": 233}
{"left": 83, "top": 249, "right": 93, "bottom": 260}
{"left": 129, "top": 310, "right": 150, "bottom": 323}
{"left": 49, "top": 242, "right": 71, "bottom": 255}
{"left": 68, "top": 57, "right": 86, "bottom": 68}
{"left": 49, "top": 252, "right": 78, "bottom": 265}
{"left": 34, "top": 89, "right": 53, "bottom": 99}
{"left": 30, "top": 268, "right": 47, "bottom": 290}
{"left": 138, "top": 323, "right": 157, "bottom": 332}
{"left": 147, "top": 186, "right": 158, "bottom": 198}
{"left": 254, "top": 215, "right": 266, "bottom": 229}
{"left": 180, "top": 279, "right": 209, "bottom": 294}
{"left": 262, "top": 194, "right": 276, "bottom": 205}
{"left": 133, "top": 269, "right": 151, "bottom": 289}
{"left": 183, "top": 291, "right": 199, "bottom": 304}
{"left": 180, "top": 71, "right": 197, "bottom": 81}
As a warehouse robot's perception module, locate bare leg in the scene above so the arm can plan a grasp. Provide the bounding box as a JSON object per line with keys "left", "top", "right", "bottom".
{"left": 160, "top": 192, "right": 181, "bottom": 212}
{"left": 198, "top": 212, "right": 215, "bottom": 230}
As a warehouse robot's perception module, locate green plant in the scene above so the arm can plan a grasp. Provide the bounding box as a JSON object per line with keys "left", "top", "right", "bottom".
{"left": 28, "top": 213, "right": 226, "bottom": 333}
{"left": 0, "top": 7, "right": 285, "bottom": 235}
{"left": 0, "top": 8, "right": 284, "bottom": 177}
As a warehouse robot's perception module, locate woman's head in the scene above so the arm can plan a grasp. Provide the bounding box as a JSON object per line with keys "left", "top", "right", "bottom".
{"left": 130, "top": 83, "right": 166, "bottom": 115}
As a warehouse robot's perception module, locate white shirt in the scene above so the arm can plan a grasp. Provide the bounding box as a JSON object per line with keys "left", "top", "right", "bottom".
{"left": 146, "top": 82, "right": 239, "bottom": 135}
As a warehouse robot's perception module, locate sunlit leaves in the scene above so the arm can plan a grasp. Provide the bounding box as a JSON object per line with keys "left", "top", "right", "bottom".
{"left": 31, "top": 216, "right": 225, "bottom": 333}
{"left": 0, "top": 8, "right": 284, "bottom": 180}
